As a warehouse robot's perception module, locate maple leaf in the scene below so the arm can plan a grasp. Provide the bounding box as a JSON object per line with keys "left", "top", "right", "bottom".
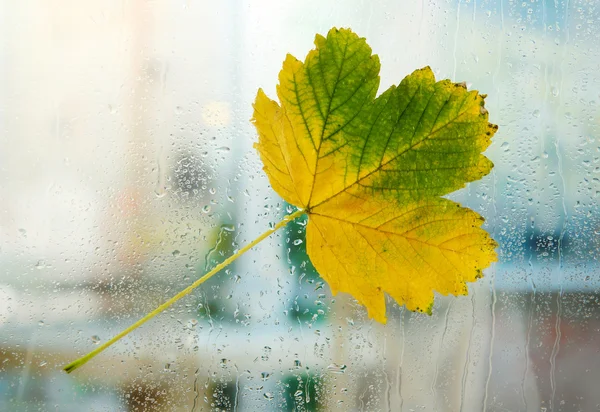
{"left": 253, "top": 27, "right": 498, "bottom": 323}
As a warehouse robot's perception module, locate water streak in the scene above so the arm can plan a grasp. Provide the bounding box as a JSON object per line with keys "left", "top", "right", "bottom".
{"left": 483, "top": 0, "right": 504, "bottom": 407}
{"left": 452, "top": 0, "right": 462, "bottom": 79}
{"left": 432, "top": 300, "right": 453, "bottom": 411}
{"left": 396, "top": 308, "right": 405, "bottom": 411}
{"left": 383, "top": 335, "right": 391, "bottom": 411}
{"left": 549, "top": 0, "right": 570, "bottom": 408}
{"left": 459, "top": 294, "right": 476, "bottom": 412}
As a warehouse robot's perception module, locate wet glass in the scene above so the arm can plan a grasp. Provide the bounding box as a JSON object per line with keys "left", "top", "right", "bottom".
{"left": 1, "top": 1, "right": 599, "bottom": 410}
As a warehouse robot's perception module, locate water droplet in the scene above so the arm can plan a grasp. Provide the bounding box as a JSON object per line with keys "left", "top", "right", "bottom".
{"left": 38, "top": 320, "right": 45, "bottom": 327}
{"left": 292, "top": 239, "right": 303, "bottom": 246}
{"left": 294, "top": 390, "right": 303, "bottom": 397}
{"left": 172, "top": 250, "right": 180, "bottom": 257}
{"left": 263, "top": 392, "right": 274, "bottom": 401}
{"left": 551, "top": 86, "right": 559, "bottom": 97}
{"left": 327, "top": 363, "right": 347, "bottom": 374}
{"left": 221, "top": 224, "right": 235, "bottom": 232}
{"left": 202, "top": 205, "right": 211, "bottom": 213}
{"left": 91, "top": 335, "right": 101, "bottom": 344}
{"left": 35, "top": 260, "right": 45, "bottom": 270}
{"left": 216, "top": 146, "right": 231, "bottom": 152}
{"left": 39, "top": 361, "right": 47, "bottom": 367}
{"left": 164, "top": 363, "right": 171, "bottom": 371}
{"left": 261, "top": 372, "right": 270, "bottom": 381}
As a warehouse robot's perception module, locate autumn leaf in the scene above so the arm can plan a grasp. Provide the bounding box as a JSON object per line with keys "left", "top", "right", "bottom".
{"left": 253, "top": 27, "right": 498, "bottom": 323}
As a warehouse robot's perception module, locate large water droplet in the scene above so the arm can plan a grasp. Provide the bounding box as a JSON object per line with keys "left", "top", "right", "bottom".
{"left": 327, "top": 363, "right": 347, "bottom": 374}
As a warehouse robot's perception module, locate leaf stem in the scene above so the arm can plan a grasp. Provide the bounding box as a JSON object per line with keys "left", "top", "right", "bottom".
{"left": 63, "top": 208, "right": 306, "bottom": 373}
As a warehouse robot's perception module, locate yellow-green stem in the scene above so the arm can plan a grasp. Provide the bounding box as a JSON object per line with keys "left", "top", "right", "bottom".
{"left": 63, "top": 209, "right": 305, "bottom": 373}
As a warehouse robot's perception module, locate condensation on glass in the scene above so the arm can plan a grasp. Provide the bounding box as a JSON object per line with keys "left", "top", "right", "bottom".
{"left": 1, "top": 0, "right": 599, "bottom": 411}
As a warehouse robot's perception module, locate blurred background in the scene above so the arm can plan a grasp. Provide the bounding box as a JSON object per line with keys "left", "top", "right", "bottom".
{"left": 1, "top": 0, "right": 600, "bottom": 411}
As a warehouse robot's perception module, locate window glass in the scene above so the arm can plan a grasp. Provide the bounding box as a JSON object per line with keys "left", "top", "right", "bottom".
{"left": 1, "top": 1, "right": 599, "bottom": 410}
